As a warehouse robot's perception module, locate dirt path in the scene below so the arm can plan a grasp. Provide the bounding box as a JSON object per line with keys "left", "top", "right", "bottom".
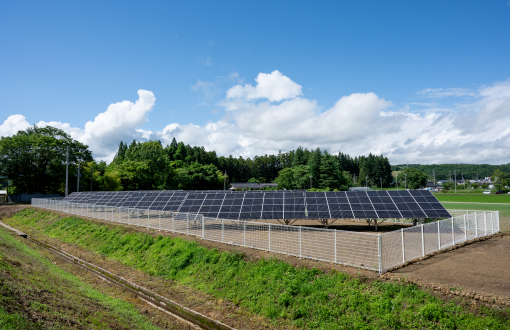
{"left": 389, "top": 235, "right": 510, "bottom": 300}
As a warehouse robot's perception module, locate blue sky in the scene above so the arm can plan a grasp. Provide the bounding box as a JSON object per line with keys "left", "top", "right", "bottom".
{"left": 1, "top": 1, "right": 510, "bottom": 164}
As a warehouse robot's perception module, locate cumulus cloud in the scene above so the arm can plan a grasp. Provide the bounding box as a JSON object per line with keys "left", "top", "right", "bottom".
{"left": 226, "top": 70, "right": 303, "bottom": 102}
{"left": 0, "top": 90, "right": 155, "bottom": 162}
{"left": 0, "top": 115, "right": 31, "bottom": 137}
{"left": 3, "top": 74, "right": 510, "bottom": 165}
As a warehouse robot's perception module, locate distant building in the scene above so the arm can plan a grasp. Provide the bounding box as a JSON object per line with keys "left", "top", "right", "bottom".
{"left": 0, "top": 190, "right": 7, "bottom": 203}
{"left": 348, "top": 187, "right": 371, "bottom": 191}
{"left": 229, "top": 183, "right": 278, "bottom": 190}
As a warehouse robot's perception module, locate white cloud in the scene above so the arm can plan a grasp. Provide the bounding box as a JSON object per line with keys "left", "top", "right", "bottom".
{"left": 0, "top": 115, "right": 31, "bottom": 137}
{"left": 1, "top": 90, "right": 156, "bottom": 162}
{"left": 3, "top": 74, "right": 510, "bottom": 165}
{"left": 226, "top": 70, "right": 302, "bottom": 102}
{"left": 417, "top": 87, "right": 476, "bottom": 98}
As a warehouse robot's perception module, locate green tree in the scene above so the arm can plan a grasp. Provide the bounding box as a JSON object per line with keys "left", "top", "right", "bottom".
{"left": 493, "top": 169, "right": 507, "bottom": 191}
{"left": 398, "top": 168, "right": 428, "bottom": 189}
{"left": 275, "top": 168, "right": 295, "bottom": 190}
{"left": 247, "top": 177, "right": 260, "bottom": 183}
{"left": 0, "top": 125, "right": 92, "bottom": 194}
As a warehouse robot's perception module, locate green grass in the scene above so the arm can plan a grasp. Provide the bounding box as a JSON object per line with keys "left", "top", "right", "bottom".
{"left": 5, "top": 208, "right": 510, "bottom": 329}
{"left": 0, "top": 225, "right": 162, "bottom": 330}
{"left": 434, "top": 193, "right": 510, "bottom": 203}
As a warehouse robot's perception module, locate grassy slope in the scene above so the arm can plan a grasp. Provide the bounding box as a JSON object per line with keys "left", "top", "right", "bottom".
{"left": 5, "top": 208, "right": 510, "bottom": 330}
{"left": 0, "top": 225, "right": 162, "bottom": 330}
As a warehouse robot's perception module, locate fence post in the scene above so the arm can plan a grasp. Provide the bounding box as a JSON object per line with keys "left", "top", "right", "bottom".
{"left": 401, "top": 228, "right": 405, "bottom": 263}
{"left": 334, "top": 230, "right": 337, "bottom": 264}
{"left": 268, "top": 224, "right": 271, "bottom": 252}
{"left": 221, "top": 218, "right": 224, "bottom": 242}
{"left": 201, "top": 215, "right": 204, "bottom": 238}
{"left": 187, "top": 213, "right": 189, "bottom": 235}
{"left": 464, "top": 214, "right": 467, "bottom": 241}
{"left": 378, "top": 234, "right": 382, "bottom": 272}
{"left": 299, "top": 226, "right": 302, "bottom": 258}
{"left": 159, "top": 211, "right": 161, "bottom": 231}
{"left": 421, "top": 224, "right": 425, "bottom": 257}
{"left": 137, "top": 211, "right": 140, "bottom": 227}
{"left": 451, "top": 217, "right": 455, "bottom": 245}
{"left": 491, "top": 212, "right": 494, "bottom": 234}
{"left": 484, "top": 212, "right": 487, "bottom": 236}
{"left": 243, "top": 221, "right": 246, "bottom": 246}
{"left": 147, "top": 211, "right": 150, "bottom": 229}
{"left": 475, "top": 213, "right": 478, "bottom": 237}
{"left": 128, "top": 209, "right": 130, "bottom": 225}
{"left": 437, "top": 221, "right": 441, "bottom": 250}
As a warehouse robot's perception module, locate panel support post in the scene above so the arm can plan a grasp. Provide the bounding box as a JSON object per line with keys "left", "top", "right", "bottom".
{"left": 299, "top": 226, "right": 302, "bottom": 259}
{"left": 421, "top": 224, "right": 425, "bottom": 257}
{"left": 437, "top": 221, "right": 441, "bottom": 250}
{"left": 334, "top": 230, "right": 337, "bottom": 264}
{"left": 401, "top": 228, "right": 405, "bottom": 263}
{"left": 378, "top": 234, "right": 382, "bottom": 273}
{"left": 268, "top": 224, "right": 271, "bottom": 252}
{"left": 464, "top": 214, "right": 467, "bottom": 241}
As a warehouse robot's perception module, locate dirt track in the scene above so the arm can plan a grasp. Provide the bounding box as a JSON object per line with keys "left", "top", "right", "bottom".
{"left": 388, "top": 234, "right": 510, "bottom": 303}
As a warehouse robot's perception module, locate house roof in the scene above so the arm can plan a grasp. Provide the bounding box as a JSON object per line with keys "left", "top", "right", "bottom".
{"left": 229, "top": 183, "right": 278, "bottom": 189}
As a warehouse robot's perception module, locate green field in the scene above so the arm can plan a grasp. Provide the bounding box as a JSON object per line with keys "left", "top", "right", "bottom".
{"left": 4, "top": 208, "right": 510, "bottom": 329}
{"left": 434, "top": 193, "right": 510, "bottom": 203}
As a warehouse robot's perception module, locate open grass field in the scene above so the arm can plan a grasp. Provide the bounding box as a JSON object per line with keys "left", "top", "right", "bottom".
{"left": 434, "top": 192, "right": 510, "bottom": 232}
{"left": 434, "top": 193, "right": 510, "bottom": 203}
{"left": 4, "top": 207, "right": 510, "bottom": 329}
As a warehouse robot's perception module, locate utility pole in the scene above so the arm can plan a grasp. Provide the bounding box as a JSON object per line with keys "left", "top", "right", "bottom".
{"left": 90, "top": 166, "right": 93, "bottom": 191}
{"left": 76, "top": 164, "right": 81, "bottom": 192}
{"left": 455, "top": 170, "right": 457, "bottom": 193}
{"left": 396, "top": 174, "right": 398, "bottom": 190}
{"left": 224, "top": 171, "right": 227, "bottom": 190}
{"left": 65, "top": 146, "right": 69, "bottom": 197}
{"left": 433, "top": 170, "right": 435, "bottom": 189}
{"left": 405, "top": 174, "right": 407, "bottom": 189}
{"left": 365, "top": 176, "right": 368, "bottom": 189}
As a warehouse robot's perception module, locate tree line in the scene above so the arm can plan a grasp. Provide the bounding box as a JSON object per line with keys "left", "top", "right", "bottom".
{"left": 0, "top": 125, "right": 393, "bottom": 194}
{"left": 392, "top": 164, "right": 510, "bottom": 181}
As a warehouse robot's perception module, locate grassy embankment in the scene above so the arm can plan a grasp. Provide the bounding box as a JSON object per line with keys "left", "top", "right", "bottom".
{"left": 0, "top": 225, "right": 162, "bottom": 329}
{"left": 5, "top": 208, "right": 510, "bottom": 329}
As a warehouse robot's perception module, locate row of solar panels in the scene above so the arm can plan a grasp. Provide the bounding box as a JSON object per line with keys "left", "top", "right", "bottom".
{"left": 63, "top": 190, "right": 451, "bottom": 220}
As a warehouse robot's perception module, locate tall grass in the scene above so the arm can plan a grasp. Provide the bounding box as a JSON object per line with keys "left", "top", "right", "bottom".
{"left": 7, "top": 208, "right": 510, "bottom": 329}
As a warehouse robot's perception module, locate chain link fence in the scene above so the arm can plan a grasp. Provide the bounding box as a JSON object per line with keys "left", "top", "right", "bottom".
{"left": 32, "top": 198, "right": 500, "bottom": 272}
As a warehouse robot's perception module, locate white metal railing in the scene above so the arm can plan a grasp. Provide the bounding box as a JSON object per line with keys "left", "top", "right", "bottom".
{"left": 31, "top": 198, "right": 500, "bottom": 272}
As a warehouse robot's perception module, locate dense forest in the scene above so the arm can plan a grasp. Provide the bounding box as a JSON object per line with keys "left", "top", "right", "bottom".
{"left": 100, "top": 138, "right": 393, "bottom": 191}
{"left": 392, "top": 164, "right": 510, "bottom": 181}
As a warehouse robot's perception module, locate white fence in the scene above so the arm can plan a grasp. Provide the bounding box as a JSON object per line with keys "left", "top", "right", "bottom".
{"left": 31, "top": 198, "right": 500, "bottom": 272}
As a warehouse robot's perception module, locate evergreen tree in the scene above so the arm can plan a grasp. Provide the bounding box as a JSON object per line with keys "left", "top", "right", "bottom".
{"left": 309, "top": 148, "right": 322, "bottom": 188}
{"left": 292, "top": 146, "right": 306, "bottom": 166}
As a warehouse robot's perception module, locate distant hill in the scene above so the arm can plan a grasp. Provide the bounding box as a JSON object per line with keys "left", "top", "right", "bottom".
{"left": 390, "top": 164, "right": 510, "bottom": 181}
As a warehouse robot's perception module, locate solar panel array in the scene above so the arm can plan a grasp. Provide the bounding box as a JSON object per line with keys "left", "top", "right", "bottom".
{"left": 63, "top": 190, "right": 451, "bottom": 220}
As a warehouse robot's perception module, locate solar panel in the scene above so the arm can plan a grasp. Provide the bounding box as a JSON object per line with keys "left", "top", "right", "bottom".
{"left": 60, "top": 189, "right": 451, "bottom": 220}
